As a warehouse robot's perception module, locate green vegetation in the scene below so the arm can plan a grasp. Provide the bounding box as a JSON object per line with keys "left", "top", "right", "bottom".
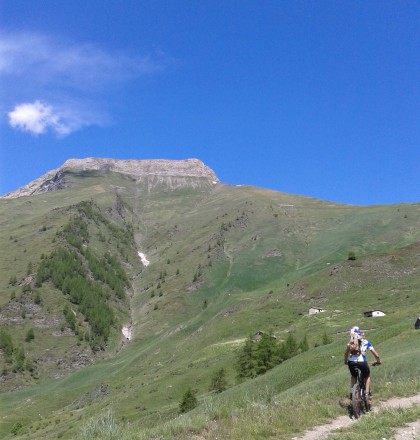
{"left": 24, "top": 328, "right": 34, "bottom": 343}
{"left": 348, "top": 251, "right": 357, "bottom": 261}
{"left": 0, "top": 329, "right": 14, "bottom": 363}
{"left": 236, "top": 332, "right": 308, "bottom": 379}
{"left": 34, "top": 202, "right": 132, "bottom": 349}
{"left": 78, "top": 411, "right": 121, "bottom": 440}
{"left": 179, "top": 388, "right": 198, "bottom": 413}
{"left": 209, "top": 368, "right": 227, "bottom": 393}
{"left": 0, "top": 168, "right": 419, "bottom": 439}
{"left": 37, "top": 248, "right": 115, "bottom": 348}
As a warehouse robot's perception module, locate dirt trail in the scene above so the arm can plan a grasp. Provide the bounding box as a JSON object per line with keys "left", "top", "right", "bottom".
{"left": 292, "top": 394, "right": 420, "bottom": 440}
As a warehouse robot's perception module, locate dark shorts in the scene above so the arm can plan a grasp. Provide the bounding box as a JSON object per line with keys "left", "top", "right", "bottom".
{"left": 348, "top": 361, "right": 370, "bottom": 379}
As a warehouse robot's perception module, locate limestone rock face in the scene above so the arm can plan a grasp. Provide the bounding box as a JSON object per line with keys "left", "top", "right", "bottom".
{"left": 2, "top": 158, "right": 220, "bottom": 199}
{"left": 61, "top": 158, "right": 218, "bottom": 179}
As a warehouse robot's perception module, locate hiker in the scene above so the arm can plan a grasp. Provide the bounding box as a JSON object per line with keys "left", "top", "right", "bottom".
{"left": 344, "top": 326, "right": 381, "bottom": 405}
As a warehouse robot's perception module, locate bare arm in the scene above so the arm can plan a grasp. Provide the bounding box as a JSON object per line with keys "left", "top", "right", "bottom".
{"left": 344, "top": 345, "right": 350, "bottom": 365}
{"left": 370, "top": 347, "right": 381, "bottom": 364}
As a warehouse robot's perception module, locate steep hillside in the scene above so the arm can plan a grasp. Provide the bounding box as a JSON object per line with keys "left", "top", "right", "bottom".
{"left": 0, "top": 159, "right": 419, "bottom": 439}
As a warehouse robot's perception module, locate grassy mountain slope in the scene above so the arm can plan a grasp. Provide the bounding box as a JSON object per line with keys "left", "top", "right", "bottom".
{"left": 0, "top": 168, "right": 419, "bottom": 439}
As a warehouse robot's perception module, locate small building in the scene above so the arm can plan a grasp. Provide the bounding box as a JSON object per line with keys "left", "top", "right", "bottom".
{"left": 308, "top": 307, "right": 325, "bottom": 315}
{"left": 415, "top": 317, "right": 420, "bottom": 330}
{"left": 363, "top": 310, "right": 386, "bottom": 318}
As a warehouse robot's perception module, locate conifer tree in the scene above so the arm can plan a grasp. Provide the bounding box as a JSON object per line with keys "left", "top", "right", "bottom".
{"left": 285, "top": 333, "right": 298, "bottom": 358}
{"left": 255, "top": 332, "right": 278, "bottom": 375}
{"left": 179, "top": 388, "right": 198, "bottom": 413}
{"left": 236, "top": 336, "right": 257, "bottom": 379}
{"left": 209, "top": 368, "right": 227, "bottom": 393}
{"left": 299, "top": 335, "right": 309, "bottom": 352}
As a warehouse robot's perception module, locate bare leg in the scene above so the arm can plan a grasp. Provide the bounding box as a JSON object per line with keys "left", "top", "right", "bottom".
{"left": 364, "top": 376, "right": 372, "bottom": 408}
{"left": 365, "top": 377, "right": 371, "bottom": 395}
{"left": 350, "top": 375, "right": 356, "bottom": 397}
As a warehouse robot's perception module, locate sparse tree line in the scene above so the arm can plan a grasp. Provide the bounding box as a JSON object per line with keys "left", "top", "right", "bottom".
{"left": 178, "top": 330, "right": 332, "bottom": 414}
{"left": 34, "top": 201, "right": 134, "bottom": 350}
{"left": 155, "top": 210, "right": 250, "bottom": 293}
{"left": 179, "top": 367, "right": 227, "bottom": 413}
{"left": 0, "top": 329, "right": 35, "bottom": 376}
{"left": 36, "top": 245, "right": 128, "bottom": 349}
{"left": 236, "top": 331, "right": 309, "bottom": 379}
{"left": 4, "top": 200, "right": 138, "bottom": 363}
{"left": 154, "top": 209, "right": 251, "bottom": 289}
{"left": 178, "top": 331, "right": 305, "bottom": 413}
{"left": 60, "top": 201, "right": 134, "bottom": 252}
{"left": 144, "top": 210, "right": 250, "bottom": 301}
{"left": 37, "top": 247, "right": 115, "bottom": 348}
{"left": 188, "top": 211, "right": 251, "bottom": 283}
{"left": 85, "top": 250, "right": 129, "bottom": 300}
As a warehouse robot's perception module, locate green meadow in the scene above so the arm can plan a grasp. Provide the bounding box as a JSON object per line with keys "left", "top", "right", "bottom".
{"left": 0, "top": 169, "right": 419, "bottom": 439}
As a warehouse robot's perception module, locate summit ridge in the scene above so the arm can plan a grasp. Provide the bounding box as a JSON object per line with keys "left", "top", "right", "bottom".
{"left": 2, "top": 157, "right": 219, "bottom": 199}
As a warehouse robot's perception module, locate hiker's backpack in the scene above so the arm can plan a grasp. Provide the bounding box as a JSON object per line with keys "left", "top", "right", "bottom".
{"left": 348, "top": 335, "right": 361, "bottom": 356}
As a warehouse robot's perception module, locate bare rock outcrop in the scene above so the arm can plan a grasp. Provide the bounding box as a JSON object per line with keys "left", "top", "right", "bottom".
{"left": 2, "top": 158, "right": 220, "bottom": 199}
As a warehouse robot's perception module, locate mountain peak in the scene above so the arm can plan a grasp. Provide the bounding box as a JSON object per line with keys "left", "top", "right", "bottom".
{"left": 61, "top": 157, "right": 218, "bottom": 179}
{"left": 2, "top": 158, "right": 220, "bottom": 199}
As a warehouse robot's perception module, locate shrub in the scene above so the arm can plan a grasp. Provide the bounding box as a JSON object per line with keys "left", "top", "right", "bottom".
{"left": 322, "top": 331, "right": 332, "bottom": 345}
{"left": 33, "top": 292, "right": 42, "bottom": 305}
{"left": 22, "top": 284, "right": 32, "bottom": 294}
{"left": 11, "top": 422, "right": 23, "bottom": 436}
{"left": 13, "top": 346, "right": 25, "bottom": 372}
{"left": 25, "top": 357, "right": 35, "bottom": 373}
{"left": 209, "top": 368, "right": 227, "bottom": 393}
{"left": 0, "top": 329, "right": 14, "bottom": 362}
{"left": 78, "top": 411, "right": 121, "bottom": 440}
{"left": 179, "top": 388, "right": 198, "bottom": 413}
{"left": 25, "top": 328, "right": 35, "bottom": 342}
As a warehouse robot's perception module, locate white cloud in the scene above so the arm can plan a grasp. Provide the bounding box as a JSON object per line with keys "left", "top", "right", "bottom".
{"left": 1, "top": 31, "right": 172, "bottom": 136}
{"left": 8, "top": 101, "right": 88, "bottom": 136}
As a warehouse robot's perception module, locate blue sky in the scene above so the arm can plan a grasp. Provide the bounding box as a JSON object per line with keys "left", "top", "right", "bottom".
{"left": 1, "top": 1, "right": 419, "bottom": 205}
